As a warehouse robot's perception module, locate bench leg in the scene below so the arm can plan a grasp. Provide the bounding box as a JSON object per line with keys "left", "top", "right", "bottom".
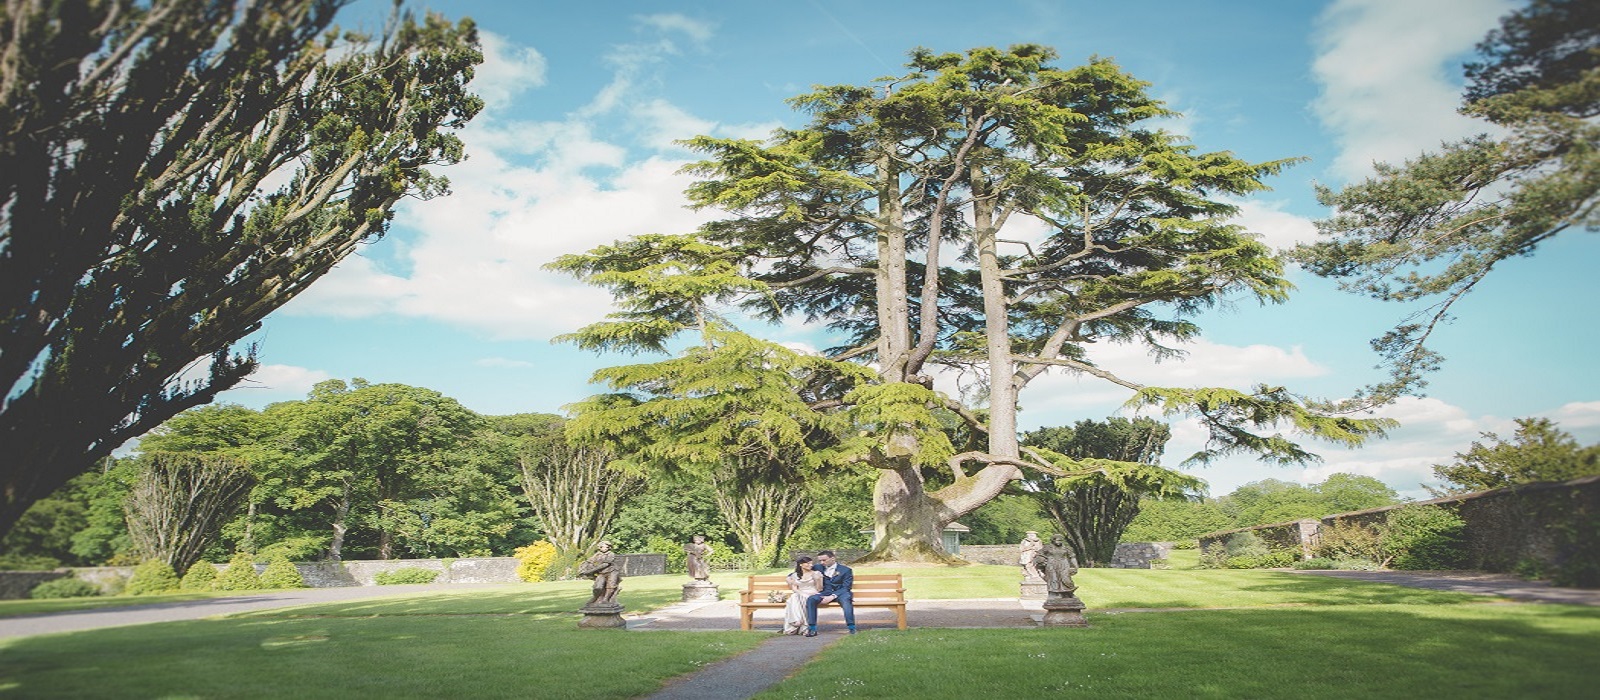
{"left": 741, "top": 608, "right": 752, "bottom": 631}
{"left": 896, "top": 606, "right": 906, "bottom": 630}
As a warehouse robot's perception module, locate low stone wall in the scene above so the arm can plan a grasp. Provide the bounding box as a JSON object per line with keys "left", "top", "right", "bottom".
{"left": 957, "top": 544, "right": 1019, "bottom": 566}
{"left": 0, "top": 571, "right": 70, "bottom": 599}
{"left": 1198, "top": 475, "right": 1600, "bottom": 580}
{"left": 1109, "top": 542, "right": 1176, "bottom": 569}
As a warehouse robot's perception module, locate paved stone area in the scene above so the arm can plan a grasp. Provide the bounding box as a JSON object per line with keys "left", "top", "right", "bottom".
{"left": 0, "top": 583, "right": 511, "bottom": 640}
{"left": 1286, "top": 570, "right": 1600, "bottom": 606}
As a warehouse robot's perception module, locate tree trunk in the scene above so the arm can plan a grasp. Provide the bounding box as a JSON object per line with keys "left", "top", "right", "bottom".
{"left": 327, "top": 481, "right": 352, "bottom": 561}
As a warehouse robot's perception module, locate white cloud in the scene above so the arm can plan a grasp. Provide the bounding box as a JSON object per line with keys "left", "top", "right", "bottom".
{"left": 215, "top": 363, "right": 332, "bottom": 405}
{"left": 1226, "top": 197, "right": 1320, "bottom": 252}
{"left": 472, "top": 32, "right": 548, "bottom": 109}
{"left": 1311, "top": 0, "right": 1512, "bottom": 181}
{"left": 637, "top": 14, "right": 715, "bottom": 46}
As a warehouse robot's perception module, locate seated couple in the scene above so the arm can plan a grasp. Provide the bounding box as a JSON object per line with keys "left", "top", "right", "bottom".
{"left": 782, "top": 550, "right": 856, "bottom": 636}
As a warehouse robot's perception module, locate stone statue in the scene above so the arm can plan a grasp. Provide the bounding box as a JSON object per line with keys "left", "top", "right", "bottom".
{"left": 578, "top": 540, "right": 621, "bottom": 608}
{"left": 683, "top": 534, "right": 714, "bottom": 581}
{"left": 1037, "top": 534, "right": 1079, "bottom": 597}
{"left": 1018, "top": 530, "right": 1044, "bottom": 580}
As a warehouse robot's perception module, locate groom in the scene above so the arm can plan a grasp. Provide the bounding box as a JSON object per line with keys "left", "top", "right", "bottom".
{"left": 804, "top": 550, "right": 855, "bottom": 636}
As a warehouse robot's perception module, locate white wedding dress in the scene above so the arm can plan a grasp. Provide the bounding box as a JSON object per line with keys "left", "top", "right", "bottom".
{"left": 782, "top": 571, "right": 821, "bottom": 634}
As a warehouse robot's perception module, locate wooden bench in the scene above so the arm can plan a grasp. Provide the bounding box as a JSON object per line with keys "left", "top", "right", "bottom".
{"left": 738, "top": 573, "right": 907, "bottom": 631}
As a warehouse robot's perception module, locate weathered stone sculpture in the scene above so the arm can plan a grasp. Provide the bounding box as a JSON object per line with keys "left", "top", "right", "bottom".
{"left": 577, "top": 541, "right": 625, "bottom": 628}
{"left": 1036, "top": 534, "right": 1088, "bottom": 627}
{"left": 681, "top": 534, "right": 720, "bottom": 602}
{"left": 1018, "top": 530, "right": 1046, "bottom": 600}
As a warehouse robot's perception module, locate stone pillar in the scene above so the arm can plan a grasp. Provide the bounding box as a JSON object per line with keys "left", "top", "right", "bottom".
{"left": 682, "top": 579, "right": 720, "bottom": 602}
{"left": 1298, "top": 519, "right": 1322, "bottom": 560}
{"left": 1020, "top": 575, "right": 1046, "bottom": 600}
{"left": 578, "top": 602, "right": 626, "bottom": 629}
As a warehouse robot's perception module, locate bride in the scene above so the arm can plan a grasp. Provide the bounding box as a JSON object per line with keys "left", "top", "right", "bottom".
{"left": 782, "top": 556, "right": 821, "bottom": 634}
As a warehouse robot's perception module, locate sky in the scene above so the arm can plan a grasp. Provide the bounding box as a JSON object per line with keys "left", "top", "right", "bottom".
{"left": 204, "top": 0, "right": 1600, "bottom": 500}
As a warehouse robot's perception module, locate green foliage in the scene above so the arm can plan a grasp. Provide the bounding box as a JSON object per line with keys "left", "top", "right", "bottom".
{"left": 179, "top": 562, "right": 218, "bottom": 591}
{"left": 514, "top": 541, "right": 559, "bottom": 582}
{"left": 608, "top": 480, "right": 730, "bottom": 555}
{"left": 256, "top": 536, "right": 330, "bottom": 563}
{"left": 642, "top": 536, "right": 689, "bottom": 575}
{"left": 1294, "top": 557, "right": 1337, "bottom": 570}
{"left": 1431, "top": 418, "right": 1600, "bottom": 494}
{"left": 1386, "top": 506, "right": 1470, "bottom": 570}
{"left": 259, "top": 557, "right": 306, "bottom": 589}
{"left": 373, "top": 568, "right": 440, "bottom": 585}
{"left": 214, "top": 554, "right": 263, "bottom": 591}
{"left": 28, "top": 577, "right": 101, "bottom": 599}
{"left": 542, "top": 550, "right": 582, "bottom": 582}
{"left": 1290, "top": 0, "right": 1600, "bottom": 404}
{"left": 0, "top": 553, "right": 61, "bottom": 571}
{"left": 0, "top": 0, "right": 485, "bottom": 541}
{"left": 124, "top": 560, "right": 181, "bottom": 596}
{"left": 1121, "top": 498, "right": 1234, "bottom": 543}
{"left": 1314, "top": 520, "right": 1385, "bottom": 564}
{"left": 1128, "top": 386, "right": 1396, "bottom": 466}
{"left": 962, "top": 494, "right": 1053, "bottom": 546}
{"left": 1220, "top": 475, "right": 1399, "bottom": 528}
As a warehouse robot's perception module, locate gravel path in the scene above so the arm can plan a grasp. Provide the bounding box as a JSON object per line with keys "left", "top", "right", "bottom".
{"left": 0, "top": 583, "right": 512, "bottom": 640}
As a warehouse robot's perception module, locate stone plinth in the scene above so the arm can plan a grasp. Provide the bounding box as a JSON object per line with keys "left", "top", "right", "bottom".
{"left": 682, "top": 580, "right": 720, "bottom": 602}
{"left": 1040, "top": 595, "right": 1088, "bottom": 627}
{"left": 578, "top": 603, "right": 626, "bottom": 629}
{"left": 1019, "top": 577, "right": 1047, "bottom": 600}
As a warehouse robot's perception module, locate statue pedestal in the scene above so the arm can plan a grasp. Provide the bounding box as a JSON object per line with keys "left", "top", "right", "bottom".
{"left": 682, "top": 580, "right": 720, "bottom": 602}
{"left": 578, "top": 603, "right": 626, "bottom": 629}
{"left": 1020, "top": 576, "right": 1047, "bottom": 600}
{"left": 1040, "top": 595, "right": 1088, "bottom": 628}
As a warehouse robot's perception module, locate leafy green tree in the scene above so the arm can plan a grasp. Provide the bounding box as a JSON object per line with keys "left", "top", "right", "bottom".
{"left": 137, "top": 404, "right": 282, "bottom": 554}
{"left": 267, "top": 380, "right": 483, "bottom": 560}
{"left": 1291, "top": 0, "right": 1599, "bottom": 404}
{"left": 1432, "top": 417, "right": 1600, "bottom": 494}
{"left": 558, "top": 45, "right": 1391, "bottom": 563}
{"left": 1022, "top": 418, "right": 1204, "bottom": 566}
{"left": 0, "top": 1, "right": 484, "bottom": 539}
{"left": 511, "top": 414, "right": 640, "bottom": 557}
{"left": 961, "top": 493, "right": 1054, "bottom": 546}
{"left": 608, "top": 479, "right": 732, "bottom": 555}
{"left": 1218, "top": 474, "right": 1398, "bottom": 527}
{"left": 1120, "top": 498, "right": 1235, "bottom": 543}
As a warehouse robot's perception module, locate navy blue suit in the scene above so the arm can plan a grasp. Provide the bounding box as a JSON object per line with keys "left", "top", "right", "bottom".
{"left": 805, "top": 563, "right": 855, "bottom": 630}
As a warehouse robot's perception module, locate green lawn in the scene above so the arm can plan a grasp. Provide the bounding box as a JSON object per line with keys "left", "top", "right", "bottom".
{"left": 2, "top": 566, "right": 1595, "bottom": 699}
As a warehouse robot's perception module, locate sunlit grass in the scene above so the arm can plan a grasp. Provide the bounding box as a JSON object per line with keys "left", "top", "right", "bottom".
{"left": 756, "top": 603, "right": 1600, "bottom": 699}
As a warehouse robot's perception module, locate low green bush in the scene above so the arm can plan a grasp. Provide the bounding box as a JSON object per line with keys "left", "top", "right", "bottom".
{"left": 29, "top": 576, "right": 101, "bottom": 599}
{"left": 124, "top": 560, "right": 181, "bottom": 595}
{"left": 214, "top": 553, "right": 263, "bottom": 591}
{"left": 259, "top": 557, "right": 306, "bottom": 589}
{"left": 1386, "top": 505, "right": 1469, "bottom": 570}
{"left": 644, "top": 535, "right": 688, "bottom": 574}
{"left": 1331, "top": 558, "right": 1381, "bottom": 571}
{"left": 256, "top": 536, "right": 328, "bottom": 563}
{"left": 179, "top": 563, "right": 218, "bottom": 591}
{"left": 542, "top": 550, "right": 581, "bottom": 581}
{"left": 1171, "top": 539, "right": 1199, "bottom": 550}
{"left": 373, "top": 567, "right": 439, "bottom": 585}
{"left": 1294, "top": 557, "right": 1336, "bottom": 570}
{"left": 0, "top": 553, "right": 62, "bottom": 571}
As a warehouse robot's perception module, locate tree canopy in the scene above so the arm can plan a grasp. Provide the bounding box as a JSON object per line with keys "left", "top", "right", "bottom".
{"left": 0, "top": 0, "right": 484, "bottom": 538}
{"left": 1291, "top": 0, "right": 1598, "bottom": 405}
{"left": 1431, "top": 417, "right": 1600, "bottom": 494}
{"left": 557, "top": 45, "right": 1392, "bottom": 563}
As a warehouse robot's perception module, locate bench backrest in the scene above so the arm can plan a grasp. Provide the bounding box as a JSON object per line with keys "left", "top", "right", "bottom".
{"left": 742, "top": 573, "right": 904, "bottom": 603}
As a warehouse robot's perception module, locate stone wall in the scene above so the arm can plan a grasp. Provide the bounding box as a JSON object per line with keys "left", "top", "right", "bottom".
{"left": 0, "top": 571, "right": 70, "bottom": 599}
{"left": 957, "top": 544, "right": 1019, "bottom": 566}
{"left": 1109, "top": 542, "right": 1176, "bottom": 569}
{"left": 1198, "top": 475, "right": 1600, "bottom": 579}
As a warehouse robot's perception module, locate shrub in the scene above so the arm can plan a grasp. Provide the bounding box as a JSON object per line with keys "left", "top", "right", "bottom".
{"left": 1198, "top": 542, "right": 1229, "bottom": 569}
{"left": 124, "top": 560, "right": 180, "bottom": 595}
{"left": 257, "top": 536, "right": 329, "bottom": 563}
{"left": 1225, "top": 550, "right": 1298, "bottom": 569}
{"left": 644, "top": 535, "right": 688, "bottom": 574}
{"left": 514, "top": 541, "right": 559, "bottom": 582}
{"left": 1386, "top": 505, "right": 1469, "bottom": 570}
{"left": 259, "top": 557, "right": 306, "bottom": 589}
{"left": 706, "top": 547, "right": 765, "bottom": 571}
{"left": 29, "top": 576, "right": 101, "bottom": 599}
{"left": 373, "top": 567, "right": 439, "bottom": 585}
{"left": 1331, "top": 558, "right": 1381, "bottom": 571}
{"left": 214, "top": 553, "right": 263, "bottom": 591}
{"left": 1314, "top": 519, "right": 1385, "bottom": 564}
{"left": 1294, "top": 557, "right": 1336, "bottom": 570}
{"left": 179, "top": 562, "right": 218, "bottom": 591}
{"left": 542, "top": 550, "right": 582, "bottom": 581}
{"left": 1223, "top": 531, "right": 1269, "bottom": 559}
{"left": 0, "top": 553, "right": 62, "bottom": 570}
{"left": 1171, "top": 539, "right": 1199, "bottom": 550}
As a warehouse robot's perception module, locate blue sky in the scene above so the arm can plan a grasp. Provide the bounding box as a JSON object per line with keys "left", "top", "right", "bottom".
{"left": 205, "top": 0, "right": 1599, "bottom": 499}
